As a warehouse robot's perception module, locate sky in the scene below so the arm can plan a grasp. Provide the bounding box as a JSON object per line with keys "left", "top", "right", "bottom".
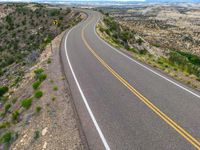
{"left": 0, "top": 0, "right": 145, "bottom": 1}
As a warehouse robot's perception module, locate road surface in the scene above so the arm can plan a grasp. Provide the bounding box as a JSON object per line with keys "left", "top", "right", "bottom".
{"left": 60, "top": 10, "right": 200, "bottom": 150}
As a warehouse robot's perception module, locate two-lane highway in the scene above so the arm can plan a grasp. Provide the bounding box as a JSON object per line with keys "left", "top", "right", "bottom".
{"left": 60, "top": 10, "right": 200, "bottom": 149}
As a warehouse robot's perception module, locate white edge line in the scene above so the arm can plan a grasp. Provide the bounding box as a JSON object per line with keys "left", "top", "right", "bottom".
{"left": 64, "top": 20, "right": 111, "bottom": 150}
{"left": 94, "top": 14, "right": 200, "bottom": 99}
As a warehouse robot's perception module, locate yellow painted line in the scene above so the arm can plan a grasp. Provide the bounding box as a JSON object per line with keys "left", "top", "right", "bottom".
{"left": 81, "top": 17, "right": 200, "bottom": 149}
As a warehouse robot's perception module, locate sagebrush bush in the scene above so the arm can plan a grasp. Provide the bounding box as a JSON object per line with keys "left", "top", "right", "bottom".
{"left": 38, "top": 74, "right": 47, "bottom": 82}
{"left": 33, "top": 131, "right": 40, "bottom": 140}
{"left": 34, "top": 91, "right": 43, "bottom": 98}
{"left": 0, "top": 121, "right": 10, "bottom": 129}
{"left": 34, "top": 68, "right": 44, "bottom": 75}
{"left": 0, "top": 132, "right": 12, "bottom": 144}
{"left": 4, "top": 104, "right": 11, "bottom": 112}
{"left": 12, "top": 110, "right": 19, "bottom": 122}
{"left": 35, "top": 106, "right": 42, "bottom": 113}
{"left": 47, "top": 58, "right": 51, "bottom": 64}
{"left": 53, "top": 86, "right": 58, "bottom": 91}
{"left": 0, "top": 86, "right": 9, "bottom": 97}
{"left": 32, "top": 81, "right": 41, "bottom": 90}
{"left": 21, "top": 98, "right": 32, "bottom": 109}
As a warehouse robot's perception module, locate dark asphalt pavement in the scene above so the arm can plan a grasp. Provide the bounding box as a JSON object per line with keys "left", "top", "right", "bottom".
{"left": 60, "top": 10, "right": 200, "bottom": 150}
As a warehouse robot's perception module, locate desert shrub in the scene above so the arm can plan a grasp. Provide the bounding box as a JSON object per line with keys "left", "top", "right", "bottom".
{"left": 103, "top": 16, "right": 119, "bottom": 32}
{"left": 34, "top": 91, "right": 43, "bottom": 98}
{"left": 176, "top": 51, "right": 200, "bottom": 66}
{"left": 12, "top": 110, "right": 19, "bottom": 122}
{"left": 50, "top": 79, "right": 54, "bottom": 83}
{"left": 128, "top": 48, "right": 137, "bottom": 53}
{"left": 51, "top": 96, "right": 56, "bottom": 101}
{"left": 0, "top": 69, "right": 3, "bottom": 76}
{"left": 38, "top": 74, "right": 47, "bottom": 82}
{"left": 33, "top": 131, "right": 40, "bottom": 140}
{"left": 21, "top": 98, "right": 32, "bottom": 109}
{"left": 0, "top": 132, "right": 12, "bottom": 144}
{"left": 99, "top": 26, "right": 105, "bottom": 32}
{"left": 33, "top": 68, "right": 47, "bottom": 81}
{"left": 53, "top": 86, "right": 58, "bottom": 91}
{"left": 0, "top": 86, "right": 9, "bottom": 97}
{"left": 5, "top": 104, "right": 11, "bottom": 112}
{"left": 66, "top": 8, "right": 71, "bottom": 14}
{"left": 47, "top": 58, "right": 51, "bottom": 64}
{"left": 49, "top": 9, "right": 60, "bottom": 16}
{"left": 0, "top": 121, "right": 10, "bottom": 129}
{"left": 136, "top": 38, "right": 143, "bottom": 45}
{"left": 35, "top": 106, "right": 42, "bottom": 113}
{"left": 5, "top": 15, "right": 12, "bottom": 25}
{"left": 0, "top": 96, "right": 8, "bottom": 104}
{"left": 152, "top": 43, "right": 160, "bottom": 47}
{"left": 11, "top": 98, "right": 17, "bottom": 104}
{"left": 169, "top": 51, "right": 188, "bottom": 67}
{"left": 169, "top": 51, "right": 200, "bottom": 77}
{"left": 34, "top": 68, "right": 44, "bottom": 75}
{"left": 139, "top": 49, "right": 148, "bottom": 55}
{"left": 32, "top": 81, "right": 41, "bottom": 90}
{"left": 120, "top": 31, "right": 133, "bottom": 42}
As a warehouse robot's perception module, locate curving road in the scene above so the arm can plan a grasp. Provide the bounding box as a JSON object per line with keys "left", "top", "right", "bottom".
{"left": 60, "top": 10, "right": 200, "bottom": 150}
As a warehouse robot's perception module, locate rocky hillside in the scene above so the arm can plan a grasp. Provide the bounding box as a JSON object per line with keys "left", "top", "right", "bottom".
{"left": 0, "top": 3, "right": 86, "bottom": 150}
{"left": 0, "top": 3, "right": 81, "bottom": 88}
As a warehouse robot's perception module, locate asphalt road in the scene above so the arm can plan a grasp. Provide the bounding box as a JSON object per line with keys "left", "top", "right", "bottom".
{"left": 60, "top": 10, "right": 200, "bottom": 150}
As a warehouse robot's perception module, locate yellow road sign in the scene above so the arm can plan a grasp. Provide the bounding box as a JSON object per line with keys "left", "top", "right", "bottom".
{"left": 53, "top": 20, "right": 59, "bottom": 25}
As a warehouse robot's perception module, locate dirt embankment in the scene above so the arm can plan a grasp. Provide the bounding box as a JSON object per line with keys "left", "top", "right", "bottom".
{"left": 8, "top": 28, "right": 87, "bottom": 149}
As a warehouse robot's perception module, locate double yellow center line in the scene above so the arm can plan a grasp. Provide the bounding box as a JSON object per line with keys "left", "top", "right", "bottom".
{"left": 81, "top": 17, "right": 200, "bottom": 149}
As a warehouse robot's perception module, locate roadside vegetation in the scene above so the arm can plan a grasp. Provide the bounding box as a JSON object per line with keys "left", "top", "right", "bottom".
{"left": 97, "top": 14, "right": 200, "bottom": 89}
{"left": 0, "top": 3, "right": 83, "bottom": 149}
{"left": 0, "top": 67, "right": 47, "bottom": 148}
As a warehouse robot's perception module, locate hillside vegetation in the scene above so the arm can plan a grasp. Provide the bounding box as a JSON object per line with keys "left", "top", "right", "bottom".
{"left": 97, "top": 14, "right": 200, "bottom": 89}
{"left": 0, "top": 4, "right": 81, "bottom": 87}
{"left": 0, "top": 3, "right": 84, "bottom": 149}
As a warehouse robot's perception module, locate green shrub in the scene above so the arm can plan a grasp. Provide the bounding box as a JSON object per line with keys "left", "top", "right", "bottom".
{"left": 51, "top": 96, "right": 56, "bottom": 101}
{"left": 0, "top": 132, "right": 12, "bottom": 144}
{"left": 5, "top": 104, "right": 11, "bottom": 112}
{"left": 34, "top": 91, "right": 43, "bottom": 98}
{"left": 38, "top": 74, "right": 47, "bottom": 82}
{"left": 169, "top": 51, "right": 188, "bottom": 67}
{"left": 0, "top": 86, "right": 9, "bottom": 97}
{"left": 120, "top": 31, "right": 133, "bottom": 42}
{"left": 53, "top": 86, "right": 58, "bottom": 91}
{"left": 177, "top": 51, "right": 200, "bottom": 66}
{"left": 21, "top": 98, "right": 32, "bottom": 109}
{"left": 33, "top": 131, "right": 40, "bottom": 140}
{"left": 35, "top": 106, "right": 42, "bottom": 113}
{"left": 12, "top": 98, "right": 17, "bottom": 104}
{"left": 12, "top": 110, "right": 19, "bottom": 122}
{"left": 136, "top": 38, "right": 143, "bottom": 45}
{"left": 50, "top": 79, "right": 54, "bottom": 83}
{"left": 33, "top": 68, "right": 47, "bottom": 81}
{"left": 49, "top": 9, "right": 60, "bottom": 16}
{"left": 34, "top": 68, "right": 44, "bottom": 75}
{"left": 47, "top": 58, "right": 51, "bottom": 64}
{"left": 32, "top": 81, "right": 41, "bottom": 90}
{"left": 0, "top": 96, "right": 9, "bottom": 104}
{"left": 169, "top": 51, "right": 200, "bottom": 77}
{"left": 139, "top": 49, "right": 148, "bottom": 55}
{"left": 0, "top": 121, "right": 10, "bottom": 129}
